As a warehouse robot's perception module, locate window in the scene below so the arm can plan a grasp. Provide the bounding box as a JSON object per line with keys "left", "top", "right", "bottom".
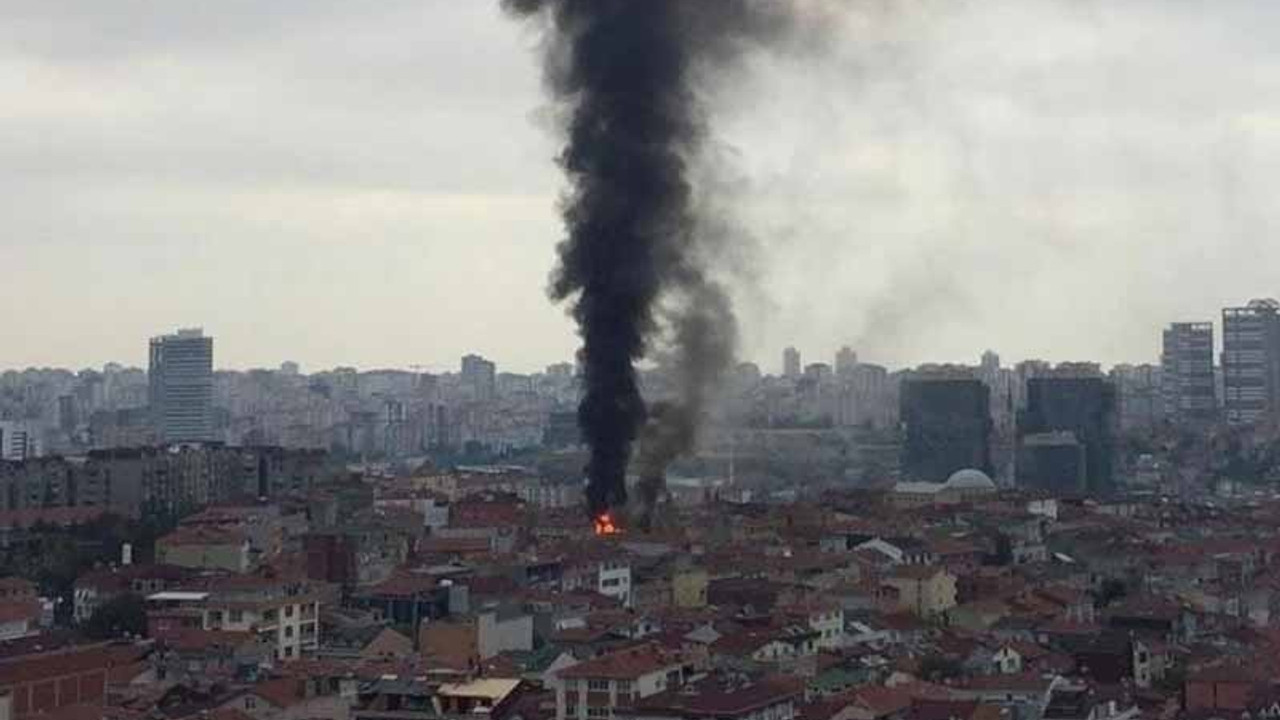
{"left": 588, "top": 708, "right": 610, "bottom": 718}
{"left": 285, "top": 604, "right": 295, "bottom": 618}
{"left": 587, "top": 680, "right": 611, "bottom": 692}
{"left": 285, "top": 626, "right": 294, "bottom": 638}
{"left": 284, "top": 646, "right": 294, "bottom": 658}
{"left": 615, "top": 681, "right": 632, "bottom": 694}
{"left": 246, "top": 697, "right": 257, "bottom": 710}
{"left": 230, "top": 610, "right": 243, "bottom": 623}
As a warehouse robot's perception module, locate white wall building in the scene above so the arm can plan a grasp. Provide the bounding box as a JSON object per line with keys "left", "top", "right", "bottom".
{"left": 598, "top": 561, "right": 632, "bottom": 608}
{"left": 0, "top": 421, "right": 42, "bottom": 461}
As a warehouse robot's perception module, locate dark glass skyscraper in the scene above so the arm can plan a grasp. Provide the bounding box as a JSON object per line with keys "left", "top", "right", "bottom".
{"left": 900, "top": 377, "right": 993, "bottom": 482}
{"left": 1018, "top": 375, "right": 1115, "bottom": 494}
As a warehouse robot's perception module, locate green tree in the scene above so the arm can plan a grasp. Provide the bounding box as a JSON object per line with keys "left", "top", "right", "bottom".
{"left": 918, "top": 654, "right": 964, "bottom": 682}
{"left": 84, "top": 593, "right": 147, "bottom": 639}
{"left": 1092, "top": 578, "right": 1128, "bottom": 609}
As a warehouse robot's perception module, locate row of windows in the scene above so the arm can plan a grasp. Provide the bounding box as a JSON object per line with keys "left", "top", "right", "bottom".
{"left": 1224, "top": 388, "right": 1268, "bottom": 400}
{"left": 209, "top": 609, "right": 245, "bottom": 624}
{"left": 209, "top": 604, "right": 312, "bottom": 628}
{"left": 568, "top": 679, "right": 633, "bottom": 694}
{"left": 1223, "top": 350, "right": 1269, "bottom": 362}
{"left": 1223, "top": 368, "right": 1266, "bottom": 378}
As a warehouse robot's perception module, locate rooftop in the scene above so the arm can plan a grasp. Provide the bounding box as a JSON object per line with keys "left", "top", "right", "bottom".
{"left": 559, "top": 644, "right": 681, "bottom": 680}
{"left": 629, "top": 675, "right": 801, "bottom": 717}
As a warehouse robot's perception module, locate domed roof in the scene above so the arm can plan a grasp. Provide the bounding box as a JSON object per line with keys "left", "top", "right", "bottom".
{"left": 944, "top": 468, "right": 995, "bottom": 490}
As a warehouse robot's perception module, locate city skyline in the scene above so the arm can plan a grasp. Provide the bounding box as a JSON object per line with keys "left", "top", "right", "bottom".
{"left": 9, "top": 2, "right": 1280, "bottom": 371}
{"left": 0, "top": 315, "right": 1253, "bottom": 378}
{"left": 0, "top": 303, "right": 1260, "bottom": 378}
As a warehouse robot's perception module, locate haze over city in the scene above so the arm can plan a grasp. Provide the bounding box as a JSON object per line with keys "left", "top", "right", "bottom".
{"left": 13, "top": 2, "right": 1280, "bottom": 715}
{"left": 7, "top": 0, "right": 1280, "bottom": 372}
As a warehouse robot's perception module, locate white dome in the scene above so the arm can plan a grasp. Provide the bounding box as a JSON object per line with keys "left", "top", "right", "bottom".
{"left": 944, "top": 468, "right": 995, "bottom": 490}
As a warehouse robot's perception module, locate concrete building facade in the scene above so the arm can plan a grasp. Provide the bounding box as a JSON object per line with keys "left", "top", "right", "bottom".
{"left": 1161, "top": 322, "right": 1216, "bottom": 427}
{"left": 0, "top": 422, "right": 41, "bottom": 462}
{"left": 1222, "top": 300, "right": 1280, "bottom": 425}
{"left": 783, "top": 347, "right": 801, "bottom": 380}
{"left": 149, "top": 329, "right": 215, "bottom": 443}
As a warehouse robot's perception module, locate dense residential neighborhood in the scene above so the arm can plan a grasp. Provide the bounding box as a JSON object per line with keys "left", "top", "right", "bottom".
{"left": 1, "top": 315, "right": 1279, "bottom": 720}
{"left": 1, "top": 456, "right": 1279, "bottom": 720}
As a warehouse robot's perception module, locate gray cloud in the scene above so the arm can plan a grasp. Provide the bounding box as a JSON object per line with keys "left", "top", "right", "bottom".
{"left": 4, "top": 0, "right": 1280, "bottom": 372}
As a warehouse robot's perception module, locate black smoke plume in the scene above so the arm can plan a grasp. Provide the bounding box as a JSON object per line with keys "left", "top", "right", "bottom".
{"left": 503, "top": 0, "right": 798, "bottom": 521}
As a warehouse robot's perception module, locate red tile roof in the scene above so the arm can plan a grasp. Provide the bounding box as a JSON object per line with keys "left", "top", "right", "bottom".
{"left": 807, "top": 681, "right": 953, "bottom": 720}
{"left": 449, "top": 500, "right": 523, "bottom": 528}
{"left": 364, "top": 572, "right": 440, "bottom": 597}
{"left": 630, "top": 675, "right": 802, "bottom": 717}
{"left": 251, "top": 677, "right": 306, "bottom": 708}
{"left": 107, "top": 660, "right": 151, "bottom": 686}
{"left": 0, "top": 643, "right": 146, "bottom": 686}
{"left": 1034, "top": 585, "right": 1089, "bottom": 607}
{"left": 957, "top": 672, "right": 1055, "bottom": 693}
{"left": 0, "top": 600, "right": 39, "bottom": 624}
{"left": 559, "top": 644, "right": 682, "bottom": 680}
{"left": 17, "top": 701, "right": 142, "bottom": 720}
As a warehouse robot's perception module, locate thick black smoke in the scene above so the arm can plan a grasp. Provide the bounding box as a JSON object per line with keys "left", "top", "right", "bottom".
{"left": 503, "top": 0, "right": 796, "bottom": 520}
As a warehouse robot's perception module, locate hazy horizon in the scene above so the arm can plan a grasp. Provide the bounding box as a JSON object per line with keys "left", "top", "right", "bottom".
{"left": 6, "top": 1, "right": 1280, "bottom": 373}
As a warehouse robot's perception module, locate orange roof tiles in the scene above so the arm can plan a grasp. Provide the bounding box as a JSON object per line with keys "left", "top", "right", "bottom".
{"left": 251, "top": 677, "right": 306, "bottom": 708}
{"left": 559, "top": 644, "right": 681, "bottom": 680}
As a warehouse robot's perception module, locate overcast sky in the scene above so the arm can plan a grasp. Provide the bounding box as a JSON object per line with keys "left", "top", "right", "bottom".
{"left": 5, "top": 1, "right": 1280, "bottom": 374}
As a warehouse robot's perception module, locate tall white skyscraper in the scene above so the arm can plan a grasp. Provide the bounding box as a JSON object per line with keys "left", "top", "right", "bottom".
{"left": 149, "top": 328, "right": 215, "bottom": 443}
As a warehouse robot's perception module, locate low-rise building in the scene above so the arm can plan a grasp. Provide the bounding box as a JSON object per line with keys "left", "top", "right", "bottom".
{"left": 0, "top": 599, "right": 40, "bottom": 641}
{"left": 0, "top": 643, "right": 146, "bottom": 716}
{"left": 891, "top": 470, "right": 998, "bottom": 509}
{"left": 557, "top": 644, "right": 686, "bottom": 720}
{"left": 881, "top": 566, "right": 957, "bottom": 619}
{"left": 565, "top": 558, "right": 633, "bottom": 609}
{"left": 156, "top": 526, "right": 253, "bottom": 573}
{"left": 619, "top": 675, "right": 801, "bottom": 720}
{"left": 147, "top": 575, "right": 322, "bottom": 662}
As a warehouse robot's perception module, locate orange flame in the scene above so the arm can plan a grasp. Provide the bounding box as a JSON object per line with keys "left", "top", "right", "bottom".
{"left": 594, "top": 512, "right": 621, "bottom": 536}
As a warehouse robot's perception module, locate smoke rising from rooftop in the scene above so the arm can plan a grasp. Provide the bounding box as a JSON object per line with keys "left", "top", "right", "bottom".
{"left": 502, "top": 0, "right": 813, "bottom": 519}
